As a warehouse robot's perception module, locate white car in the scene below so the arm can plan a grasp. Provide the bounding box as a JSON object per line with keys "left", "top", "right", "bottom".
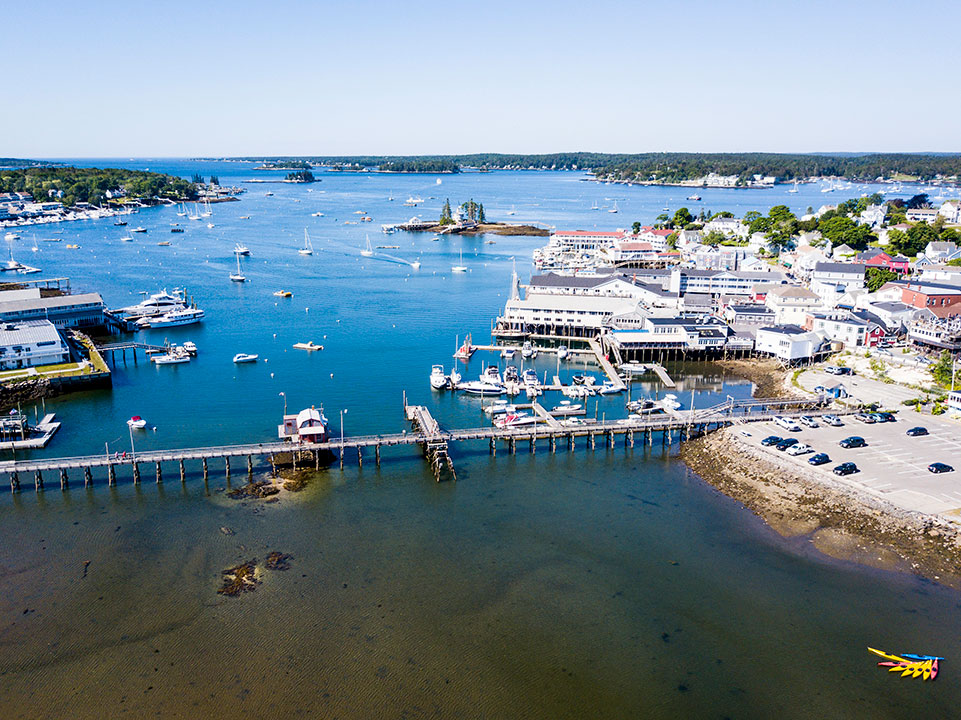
{"left": 822, "top": 414, "right": 843, "bottom": 426}
{"left": 773, "top": 415, "right": 801, "bottom": 432}
{"left": 786, "top": 443, "right": 813, "bottom": 456}
{"left": 799, "top": 415, "right": 819, "bottom": 428}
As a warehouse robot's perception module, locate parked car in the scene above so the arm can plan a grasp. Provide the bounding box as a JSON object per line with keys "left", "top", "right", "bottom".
{"left": 774, "top": 416, "right": 801, "bottom": 432}
{"left": 809, "top": 453, "right": 831, "bottom": 466}
{"left": 786, "top": 443, "right": 813, "bottom": 456}
{"left": 775, "top": 438, "right": 800, "bottom": 451}
{"left": 834, "top": 462, "right": 860, "bottom": 476}
{"left": 929, "top": 462, "right": 954, "bottom": 474}
{"left": 822, "top": 414, "right": 843, "bottom": 427}
{"left": 876, "top": 412, "right": 896, "bottom": 423}
{"left": 855, "top": 413, "right": 877, "bottom": 424}
{"left": 824, "top": 365, "right": 841, "bottom": 375}
{"left": 839, "top": 436, "right": 867, "bottom": 449}
{"left": 906, "top": 426, "right": 929, "bottom": 437}
{"left": 761, "top": 435, "right": 782, "bottom": 447}
{"left": 799, "top": 415, "right": 819, "bottom": 428}
{"left": 837, "top": 367, "right": 854, "bottom": 376}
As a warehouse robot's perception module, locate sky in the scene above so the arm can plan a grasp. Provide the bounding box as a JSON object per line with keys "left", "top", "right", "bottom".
{"left": 4, "top": 0, "right": 960, "bottom": 158}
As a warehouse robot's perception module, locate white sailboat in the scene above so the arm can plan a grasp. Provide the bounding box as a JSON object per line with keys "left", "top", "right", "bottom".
{"left": 451, "top": 250, "right": 468, "bottom": 273}
{"left": 201, "top": 198, "right": 212, "bottom": 218}
{"left": 176, "top": 203, "right": 187, "bottom": 217}
{"left": 299, "top": 228, "right": 314, "bottom": 255}
{"left": 788, "top": 179, "right": 799, "bottom": 193}
{"left": 609, "top": 200, "right": 619, "bottom": 213}
{"left": 506, "top": 205, "right": 516, "bottom": 216}
{"left": 361, "top": 235, "right": 374, "bottom": 257}
{"left": 230, "top": 253, "right": 247, "bottom": 282}
{"left": 590, "top": 199, "right": 599, "bottom": 210}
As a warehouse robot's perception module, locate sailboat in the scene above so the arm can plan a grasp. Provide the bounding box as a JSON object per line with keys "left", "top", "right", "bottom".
{"left": 788, "top": 178, "right": 799, "bottom": 193}
{"left": 201, "top": 198, "right": 212, "bottom": 218}
{"left": 177, "top": 203, "right": 187, "bottom": 217}
{"left": 609, "top": 200, "right": 619, "bottom": 213}
{"left": 590, "top": 199, "right": 599, "bottom": 210}
{"left": 451, "top": 250, "right": 468, "bottom": 273}
{"left": 506, "top": 205, "right": 516, "bottom": 216}
{"left": 188, "top": 204, "right": 202, "bottom": 220}
{"left": 361, "top": 235, "right": 374, "bottom": 257}
{"left": 299, "top": 228, "right": 314, "bottom": 255}
{"left": 230, "top": 253, "right": 247, "bottom": 282}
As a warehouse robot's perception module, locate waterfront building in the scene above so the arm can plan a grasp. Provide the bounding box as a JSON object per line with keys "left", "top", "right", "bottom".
{"left": 668, "top": 268, "right": 785, "bottom": 296}
{"left": 278, "top": 407, "right": 330, "bottom": 443}
{"left": 607, "top": 316, "right": 730, "bottom": 354}
{"left": 499, "top": 292, "right": 639, "bottom": 336}
{"left": 0, "top": 319, "right": 69, "bottom": 370}
{"left": 905, "top": 208, "right": 940, "bottom": 223}
{"left": 0, "top": 292, "right": 106, "bottom": 329}
{"left": 755, "top": 325, "right": 827, "bottom": 362}
{"left": 764, "top": 286, "right": 823, "bottom": 325}
{"left": 908, "top": 315, "right": 961, "bottom": 352}
{"left": 722, "top": 304, "right": 776, "bottom": 326}
{"left": 804, "top": 311, "right": 880, "bottom": 349}
{"left": 810, "top": 261, "right": 866, "bottom": 304}
{"left": 894, "top": 280, "right": 961, "bottom": 317}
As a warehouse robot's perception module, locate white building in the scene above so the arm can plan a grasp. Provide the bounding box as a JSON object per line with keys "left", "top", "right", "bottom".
{"left": 905, "top": 208, "right": 940, "bottom": 223}
{"left": 755, "top": 325, "right": 825, "bottom": 362}
{"left": 764, "top": 285, "right": 822, "bottom": 324}
{"left": 0, "top": 319, "right": 69, "bottom": 370}
{"left": 810, "top": 261, "right": 866, "bottom": 304}
{"left": 806, "top": 311, "right": 873, "bottom": 348}
{"left": 500, "top": 292, "right": 640, "bottom": 335}
{"left": 939, "top": 200, "right": 961, "bottom": 224}
{"left": 668, "top": 268, "right": 785, "bottom": 296}
{"left": 278, "top": 407, "right": 330, "bottom": 443}
{"left": 703, "top": 217, "right": 748, "bottom": 239}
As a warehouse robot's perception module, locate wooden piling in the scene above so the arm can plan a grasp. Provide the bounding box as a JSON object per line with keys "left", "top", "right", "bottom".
{"left": 375, "top": 444, "right": 381, "bottom": 466}
{"left": 589, "top": 432, "right": 595, "bottom": 450}
{"left": 509, "top": 437, "right": 516, "bottom": 455}
{"left": 202, "top": 457, "right": 208, "bottom": 480}
{"left": 10, "top": 472, "right": 19, "bottom": 493}
{"left": 357, "top": 446, "right": 363, "bottom": 467}
{"left": 529, "top": 435, "right": 535, "bottom": 454}
{"left": 180, "top": 459, "right": 186, "bottom": 482}
{"left": 247, "top": 455, "right": 253, "bottom": 477}
{"left": 568, "top": 432, "right": 575, "bottom": 450}
{"left": 108, "top": 464, "right": 116, "bottom": 486}
{"left": 156, "top": 462, "right": 162, "bottom": 483}
{"left": 35, "top": 469, "right": 43, "bottom": 491}
{"left": 60, "top": 468, "right": 68, "bottom": 490}
{"left": 132, "top": 463, "right": 140, "bottom": 483}
{"left": 550, "top": 434, "right": 556, "bottom": 453}
{"left": 84, "top": 467, "right": 92, "bottom": 486}
{"left": 224, "top": 457, "right": 230, "bottom": 478}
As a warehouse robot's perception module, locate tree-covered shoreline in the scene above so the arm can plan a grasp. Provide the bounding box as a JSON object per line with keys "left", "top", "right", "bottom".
{"left": 0, "top": 167, "right": 197, "bottom": 208}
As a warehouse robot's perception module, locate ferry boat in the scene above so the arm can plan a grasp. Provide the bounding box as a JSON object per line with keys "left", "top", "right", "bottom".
{"left": 142, "top": 307, "right": 205, "bottom": 328}
{"left": 430, "top": 365, "right": 449, "bottom": 390}
{"left": 233, "top": 353, "right": 259, "bottom": 364}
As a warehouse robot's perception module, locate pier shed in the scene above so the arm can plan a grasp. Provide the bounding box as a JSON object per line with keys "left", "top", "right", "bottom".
{"left": 279, "top": 407, "right": 330, "bottom": 443}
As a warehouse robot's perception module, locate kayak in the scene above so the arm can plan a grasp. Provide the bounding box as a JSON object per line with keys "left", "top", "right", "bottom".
{"left": 877, "top": 659, "right": 936, "bottom": 680}
{"left": 900, "top": 653, "right": 944, "bottom": 661}
{"left": 868, "top": 647, "right": 908, "bottom": 663}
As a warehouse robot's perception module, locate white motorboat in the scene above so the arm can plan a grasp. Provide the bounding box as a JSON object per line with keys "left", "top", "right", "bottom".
{"left": 686, "top": 194, "right": 701, "bottom": 201}
{"left": 5, "top": 232, "right": 22, "bottom": 241}
{"left": 550, "top": 401, "right": 584, "bottom": 416}
{"left": 483, "top": 399, "right": 511, "bottom": 416}
{"left": 458, "top": 381, "right": 505, "bottom": 396}
{"left": 299, "top": 228, "right": 314, "bottom": 255}
{"left": 522, "top": 368, "right": 540, "bottom": 388}
{"left": 233, "top": 353, "right": 259, "bottom": 363}
{"left": 230, "top": 253, "right": 246, "bottom": 282}
{"left": 152, "top": 348, "right": 191, "bottom": 364}
{"left": 361, "top": 235, "right": 374, "bottom": 257}
{"left": 234, "top": 244, "right": 250, "bottom": 256}
{"left": 557, "top": 345, "right": 568, "bottom": 360}
{"left": 597, "top": 382, "right": 623, "bottom": 395}
{"left": 143, "top": 307, "right": 205, "bottom": 328}
{"left": 126, "top": 415, "right": 147, "bottom": 429}
{"left": 521, "top": 341, "right": 534, "bottom": 359}
{"left": 660, "top": 393, "right": 682, "bottom": 411}
{"left": 181, "top": 341, "right": 198, "bottom": 355}
{"left": 430, "top": 364, "right": 449, "bottom": 390}
{"left": 449, "top": 368, "right": 462, "bottom": 386}
{"left": 121, "top": 289, "right": 188, "bottom": 319}
{"left": 500, "top": 348, "right": 515, "bottom": 360}
{"left": 293, "top": 341, "right": 323, "bottom": 351}
{"left": 481, "top": 365, "right": 502, "bottom": 385}
{"left": 503, "top": 366, "right": 520, "bottom": 384}
{"left": 494, "top": 412, "right": 537, "bottom": 429}
{"left": 131, "top": 226, "right": 147, "bottom": 233}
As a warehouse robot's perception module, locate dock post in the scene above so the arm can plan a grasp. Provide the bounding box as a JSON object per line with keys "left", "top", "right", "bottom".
{"left": 489, "top": 438, "right": 495, "bottom": 455}
{"left": 357, "top": 447, "right": 363, "bottom": 467}
{"left": 35, "top": 470, "right": 43, "bottom": 491}
{"left": 529, "top": 435, "right": 535, "bottom": 454}
{"left": 509, "top": 437, "right": 516, "bottom": 455}
{"left": 491, "top": 438, "right": 497, "bottom": 456}
{"left": 292, "top": 452, "right": 297, "bottom": 471}
{"left": 10, "top": 472, "right": 19, "bottom": 493}
{"left": 132, "top": 463, "right": 140, "bottom": 483}
{"left": 568, "top": 432, "right": 575, "bottom": 451}
{"left": 202, "top": 458, "right": 208, "bottom": 481}
{"left": 84, "top": 467, "right": 92, "bottom": 486}
{"left": 589, "top": 432, "right": 595, "bottom": 450}
{"left": 247, "top": 455, "right": 253, "bottom": 477}
{"left": 60, "top": 468, "right": 68, "bottom": 490}
{"left": 339, "top": 448, "right": 343, "bottom": 470}
{"left": 224, "top": 457, "right": 230, "bottom": 479}
{"left": 108, "top": 464, "right": 116, "bottom": 486}
{"left": 609, "top": 430, "right": 615, "bottom": 449}
{"left": 156, "top": 462, "right": 162, "bottom": 483}
{"left": 628, "top": 429, "right": 634, "bottom": 448}
{"left": 179, "top": 459, "right": 186, "bottom": 482}
{"left": 314, "top": 450, "right": 320, "bottom": 470}
{"left": 268, "top": 455, "right": 275, "bottom": 477}
{"left": 375, "top": 444, "right": 381, "bottom": 466}
{"left": 550, "top": 434, "right": 556, "bottom": 453}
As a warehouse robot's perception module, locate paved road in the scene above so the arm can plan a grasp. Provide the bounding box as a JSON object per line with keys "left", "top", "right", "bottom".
{"left": 740, "top": 413, "right": 961, "bottom": 519}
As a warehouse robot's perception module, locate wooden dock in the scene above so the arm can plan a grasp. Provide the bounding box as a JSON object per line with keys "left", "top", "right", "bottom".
{"left": 0, "top": 396, "right": 841, "bottom": 492}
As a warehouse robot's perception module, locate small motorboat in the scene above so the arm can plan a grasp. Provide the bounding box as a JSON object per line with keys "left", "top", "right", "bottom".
{"left": 126, "top": 416, "right": 147, "bottom": 429}
{"left": 557, "top": 345, "right": 569, "bottom": 360}
{"left": 293, "top": 341, "right": 323, "bottom": 351}
{"left": 458, "top": 381, "right": 505, "bottom": 396}
{"left": 234, "top": 244, "right": 250, "bottom": 256}
{"left": 571, "top": 374, "right": 586, "bottom": 385}
{"left": 550, "top": 401, "right": 584, "bottom": 416}
{"left": 181, "top": 341, "right": 198, "bottom": 355}
{"left": 494, "top": 412, "right": 537, "bottom": 429}
{"left": 170, "top": 227, "right": 184, "bottom": 233}
{"left": 273, "top": 290, "right": 292, "bottom": 297}
{"left": 521, "top": 341, "right": 534, "bottom": 359}
{"left": 157, "top": 241, "right": 171, "bottom": 246}
{"left": 233, "top": 353, "right": 259, "bottom": 364}
{"left": 500, "top": 348, "right": 516, "bottom": 360}
{"left": 430, "top": 364, "right": 449, "bottom": 390}
{"left": 114, "top": 219, "right": 127, "bottom": 226}
{"left": 152, "top": 348, "right": 190, "bottom": 365}
{"left": 131, "top": 226, "right": 147, "bottom": 233}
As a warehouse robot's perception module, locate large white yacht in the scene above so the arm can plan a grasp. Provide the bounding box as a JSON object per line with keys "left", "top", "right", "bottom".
{"left": 120, "top": 290, "right": 187, "bottom": 319}
{"left": 139, "top": 307, "right": 205, "bottom": 328}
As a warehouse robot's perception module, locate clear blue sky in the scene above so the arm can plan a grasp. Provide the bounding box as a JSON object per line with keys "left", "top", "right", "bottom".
{"left": 5, "top": 0, "right": 959, "bottom": 157}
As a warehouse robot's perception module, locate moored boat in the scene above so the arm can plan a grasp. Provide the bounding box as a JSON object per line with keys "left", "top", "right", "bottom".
{"left": 233, "top": 353, "right": 259, "bottom": 363}
{"left": 126, "top": 415, "right": 147, "bottom": 429}
{"left": 429, "top": 364, "right": 449, "bottom": 390}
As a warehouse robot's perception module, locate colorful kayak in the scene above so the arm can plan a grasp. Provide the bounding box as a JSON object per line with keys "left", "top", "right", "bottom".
{"left": 869, "top": 648, "right": 940, "bottom": 681}
{"left": 900, "top": 653, "right": 944, "bottom": 661}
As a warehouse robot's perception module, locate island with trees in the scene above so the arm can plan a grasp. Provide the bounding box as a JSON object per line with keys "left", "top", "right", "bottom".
{"left": 253, "top": 160, "right": 312, "bottom": 171}
{"left": 0, "top": 166, "right": 197, "bottom": 208}
{"left": 284, "top": 170, "right": 317, "bottom": 183}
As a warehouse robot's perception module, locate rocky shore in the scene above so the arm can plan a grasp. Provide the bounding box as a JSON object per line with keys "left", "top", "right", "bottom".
{"left": 681, "top": 428, "right": 961, "bottom": 588}
{"left": 714, "top": 357, "right": 793, "bottom": 398}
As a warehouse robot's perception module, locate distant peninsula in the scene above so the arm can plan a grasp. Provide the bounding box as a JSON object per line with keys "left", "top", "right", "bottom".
{"left": 0, "top": 166, "right": 197, "bottom": 208}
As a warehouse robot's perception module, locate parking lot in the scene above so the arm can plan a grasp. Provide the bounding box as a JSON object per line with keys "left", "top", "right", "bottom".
{"left": 740, "top": 413, "right": 961, "bottom": 518}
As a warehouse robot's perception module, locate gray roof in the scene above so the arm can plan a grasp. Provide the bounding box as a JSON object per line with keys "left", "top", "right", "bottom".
{"left": 758, "top": 324, "right": 806, "bottom": 335}
{"left": 729, "top": 304, "right": 774, "bottom": 314}
{"left": 813, "top": 262, "right": 865, "bottom": 274}
{"left": 0, "top": 319, "right": 63, "bottom": 347}
{"left": 529, "top": 274, "right": 610, "bottom": 288}
{"left": 0, "top": 292, "right": 104, "bottom": 314}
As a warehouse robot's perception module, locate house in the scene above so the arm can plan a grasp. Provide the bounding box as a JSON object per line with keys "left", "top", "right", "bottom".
{"left": 636, "top": 227, "right": 675, "bottom": 251}
{"left": 939, "top": 200, "right": 961, "bottom": 224}
{"left": 905, "top": 208, "right": 940, "bottom": 223}
{"left": 755, "top": 325, "right": 826, "bottom": 363}
{"left": 278, "top": 407, "right": 330, "bottom": 443}
{"left": 917, "top": 265, "right": 961, "bottom": 285}
{"left": 895, "top": 280, "right": 961, "bottom": 318}
{"left": 810, "top": 261, "right": 866, "bottom": 304}
{"left": 853, "top": 249, "right": 910, "bottom": 274}
{"left": 765, "top": 285, "right": 822, "bottom": 324}
{"left": 921, "top": 241, "right": 961, "bottom": 264}
{"left": 793, "top": 247, "right": 831, "bottom": 280}
{"left": 853, "top": 299, "right": 917, "bottom": 332}
{"left": 832, "top": 243, "right": 856, "bottom": 257}
{"left": 703, "top": 217, "right": 748, "bottom": 239}
{"left": 858, "top": 204, "right": 887, "bottom": 229}
{"left": 722, "top": 304, "right": 776, "bottom": 326}
{"left": 691, "top": 245, "right": 745, "bottom": 271}
{"left": 0, "top": 319, "right": 69, "bottom": 370}
{"left": 804, "top": 311, "right": 880, "bottom": 348}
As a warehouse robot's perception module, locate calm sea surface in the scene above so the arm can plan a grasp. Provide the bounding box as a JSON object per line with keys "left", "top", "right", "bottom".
{"left": 1, "top": 163, "right": 959, "bottom": 717}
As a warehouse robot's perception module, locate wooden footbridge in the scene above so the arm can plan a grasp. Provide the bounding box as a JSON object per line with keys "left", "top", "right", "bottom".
{"left": 0, "top": 395, "right": 840, "bottom": 492}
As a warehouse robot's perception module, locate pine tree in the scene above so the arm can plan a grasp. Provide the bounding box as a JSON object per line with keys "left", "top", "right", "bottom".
{"left": 440, "top": 198, "right": 452, "bottom": 225}
{"left": 478, "top": 203, "right": 486, "bottom": 223}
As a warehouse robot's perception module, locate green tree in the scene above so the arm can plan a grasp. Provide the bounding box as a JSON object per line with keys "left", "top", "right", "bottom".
{"left": 440, "top": 198, "right": 453, "bottom": 225}
{"left": 666, "top": 232, "right": 679, "bottom": 249}
{"left": 191, "top": 173, "right": 204, "bottom": 184}
{"left": 818, "top": 215, "right": 873, "bottom": 250}
{"left": 478, "top": 203, "right": 486, "bottom": 223}
{"left": 866, "top": 266, "right": 898, "bottom": 292}
{"left": 209, "top": 175, "right": 220, "bottom": 186}
{"left": 672, "top": 207, "right": 693, "bottom": 228}
{"left": 930, "top": 350, "right": 956, "bottom": 388}
{"left": 702, "top": 230, "right": 725, "bottom": 246}
{"left": 632, "top": 221, "right": 641, "bottom": 234}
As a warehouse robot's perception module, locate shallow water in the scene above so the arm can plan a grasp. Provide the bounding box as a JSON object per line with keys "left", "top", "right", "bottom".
{"left": 1, "top": 164, "right": 958, "bottom": 717}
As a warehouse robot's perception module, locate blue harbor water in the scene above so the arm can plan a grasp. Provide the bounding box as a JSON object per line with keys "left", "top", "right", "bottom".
{"left": 2, "top": 164, "right": 960, "bottom": 717}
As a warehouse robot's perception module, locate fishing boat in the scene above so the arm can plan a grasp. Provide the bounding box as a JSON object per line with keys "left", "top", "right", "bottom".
{"left": 126, "top": 416, "right": 147, "bottom": 429}
{"left": 361, "top": 235, "right": 374, "bottom": 257}
{"left": 157, "top": 240, "right": 171, "bottom": 246}
{"left": 272, "top": 290, "right": 292, "bottom": 297}
{"left": 229, "top": 253, "right": 246, "bottom": 282}
{"left": 299, "top": 228, "right": 314, "bottom": 255}
{"left": 429, "top": 364, "right": 449, "bottom": 390}
{"left": 152, "top": 347, "right": 191, "bottom": 364}
{"left": 557, "top": 345, "right": 569, "bottom": 360}
{"left": 234, "top": 243, "right": 250, "bottom": 256}
{"left": 114, "top": 218, "right": 127, "bottom": 226}
{"left": 232, "top": 353, "right": 259, "bottom": 364}
{"left": 143, "top": 307, "right": 205, "bottom": 328}
{"left": 453, "top": 334, "right": 475, "bottom": 360}
{"left": 170, "top": 227, "right": 184, "bottom": 233}
{"left": 293, "top": 341, "right": 323, "bottom": 351}
{"left": 131, "top": 226, "right": 147, "bottom": 233}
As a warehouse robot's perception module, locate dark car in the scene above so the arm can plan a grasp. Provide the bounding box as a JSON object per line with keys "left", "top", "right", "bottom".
{"left": 929, "top": 462, "right": 954, "bottom": 474}
{"left": 775, "top": 438, "right": 799, "bottom": 451}
{"left": 839, "top": 436, "right": 867, "bottom": 449}
{"left": 761, "top": 435, "right": 782, "bottom": 447}
{"left": 906, "top": 426, "right": 928, "bottom": 437}
{"left": 809, "top": 453, "right": 831, "bottom": 466}
{"left": 877, "top": 412, "right": 896, "bottom": 423}
{"left": 837, "top": 367, "right": 854, "bottom": 376}
{"left": 834, "top": 462, "right": 859, "bottom": 476}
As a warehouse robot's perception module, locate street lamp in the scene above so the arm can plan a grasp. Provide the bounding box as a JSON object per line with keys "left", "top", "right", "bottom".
{"left": 279, "top": 391, "right": 287, "bottom": 416}
{"left": 128, "top": 423, "right": 136, "bottom": 463}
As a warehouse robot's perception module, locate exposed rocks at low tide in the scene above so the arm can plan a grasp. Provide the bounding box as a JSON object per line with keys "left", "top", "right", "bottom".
{"left": 266, "top": 551, "right": 293, "bottom": 571}
{"left": 217, "top": 560, "right": 259, "bottom": 597}
{"left": 227, "top": 480, "right": 280, "bottom": 500}
{"left": 681, "top": 428, "right": 961, "bottom": 588}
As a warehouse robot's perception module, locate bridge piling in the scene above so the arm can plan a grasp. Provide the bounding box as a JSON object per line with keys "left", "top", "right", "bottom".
{"left": 202, "top": 458, "right": 208, "bottom": 481}
{"left": 108, "top": 465, "right": 115, "bottom": 486}
{"left": 180, "top": 460, "right": 186, "bottom": 482}
{"left": 35, "top": 470, "right": 43, "bottom": 491}
{"left": 375, "top": 444, "right": 381, "bottom": 466}
{"left": 156, "top": 462, "right": 162, "bottom": 483}
{"left": 60, "top": 468, "right": 68, "bottom": 490}
{"left": 84, "top": 467, "right": 92, "bottom": 486}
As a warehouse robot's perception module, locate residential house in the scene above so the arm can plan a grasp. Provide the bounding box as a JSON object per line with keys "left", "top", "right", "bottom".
{"left": 804, "top": 311, "right": 881, "bottom": 348}
{"left": 921, "top": 241, "right": 961, "bottom": 265}
{"left": 905, "top": 208, "right": 940, "bottom": 224}
{"left": 810, "top": 261, "right": 866, "bottom": 304}
{"left": 765, "top": 285, "right": 822, "bottom": 324}
{"left": 755, "top": 325, "right": 826, "bottom": 363}
{"left": 853, "top": 249, "right": 910, "bottom": 274}
{"left": 939, "top": 200, "right": 961, "bottom": 224}
{"left": 704, "top": 217, "right": 748, "bottom": 239}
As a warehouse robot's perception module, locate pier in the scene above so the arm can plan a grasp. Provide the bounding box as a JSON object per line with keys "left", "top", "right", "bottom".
{"left": 97, "top": 341, "right": 171, "bottom": 364}
{"left": 0, "top": 396, "right": 842, "bottom": 492}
